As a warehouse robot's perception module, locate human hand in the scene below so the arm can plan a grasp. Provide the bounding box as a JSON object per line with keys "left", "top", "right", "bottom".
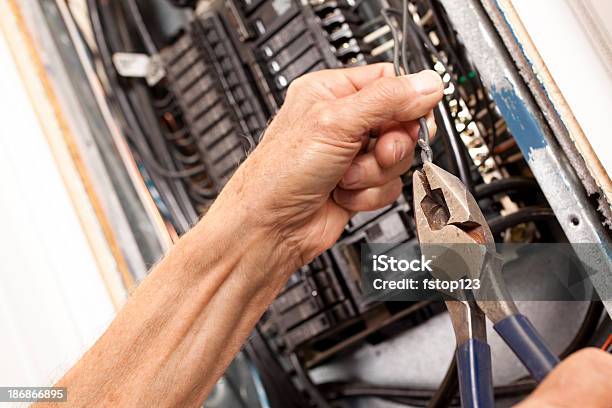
{"left": 517, "top": 348, "right": 612, "bottom": 407}
{"left": 209, "top": 63, "right": 443, "bottom": 269}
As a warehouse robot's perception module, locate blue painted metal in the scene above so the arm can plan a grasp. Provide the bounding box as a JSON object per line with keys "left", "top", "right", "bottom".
{"left": 489, "top": 87, "right": 547, "bottom": 151}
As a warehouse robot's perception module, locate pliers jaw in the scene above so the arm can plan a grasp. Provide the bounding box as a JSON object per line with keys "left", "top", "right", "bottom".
{"left": 413, "top": 162, "right": 494, "bottom": 283}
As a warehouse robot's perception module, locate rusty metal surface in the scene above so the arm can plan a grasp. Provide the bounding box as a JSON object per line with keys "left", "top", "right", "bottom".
{"left": 439, "top": 0, "right": 612, "bottom": 316}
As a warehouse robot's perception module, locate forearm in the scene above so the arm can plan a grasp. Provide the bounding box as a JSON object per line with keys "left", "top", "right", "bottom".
{"left": 36, "top": 65, "right": 444, "bottom": 408}
{"left": 44, "top": 197, "right": 295, "bottom": 407}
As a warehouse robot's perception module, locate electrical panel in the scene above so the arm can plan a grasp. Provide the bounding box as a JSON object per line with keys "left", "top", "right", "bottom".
{"left": 153, "top": 0, "right": 542, "bottom": 366}
{"left": 117, "top": 0, "right": 582, "bottom": 405}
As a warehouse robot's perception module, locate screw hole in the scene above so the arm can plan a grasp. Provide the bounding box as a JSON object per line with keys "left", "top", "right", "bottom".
{"left": 570, "top": 216, "right": 580, "bottom": 226}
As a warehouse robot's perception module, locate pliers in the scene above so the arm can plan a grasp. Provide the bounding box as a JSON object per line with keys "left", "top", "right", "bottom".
{"left": 413, "top": 162, "right": 560, "bottom": 407}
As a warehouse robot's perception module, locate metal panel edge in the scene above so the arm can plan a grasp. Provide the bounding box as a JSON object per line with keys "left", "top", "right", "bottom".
{"left": 439, "top": 0, "right": 612, "bottom": 314}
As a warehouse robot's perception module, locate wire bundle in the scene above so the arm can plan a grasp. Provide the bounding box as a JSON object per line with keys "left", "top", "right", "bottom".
{"left": 381, "top": 1, "right": 433, "bottom": 164}
{"left": 86, "top": 0, "right": 205, "bottom": 233}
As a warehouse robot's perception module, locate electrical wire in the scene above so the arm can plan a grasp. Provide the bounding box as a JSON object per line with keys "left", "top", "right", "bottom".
{"left": 474, "top": 177, "right": 539, "bottom": 200}
{"left": 602, "top": 334, "right": 612, "bottom": 352}
{"left": 390, "top": 3, "right": 472, "bottom": 187}
{"left": 245, "top": 329, "right": 310, "bottom": 408}
{"left": 381, "top": 2, "right": 433, "bottom": 164}
{"left": 323, "top": 299, "right": 603, "bottom": 408}
{"left": 402, "top": 0, "right": 434, "bottom": 164}
{"left": 489, "top": 207, "right": 556, "bottom": 236}
{"left": 381, "top": 9, "right": 402, "bottom": 76}
{"left": 123, "top": 0, "right": 158, "bottom": 54}
{"left": 421, "top": 0, "right": 501, "bottom": 159}
{"left": 321, "top": 380, "right": 536, "bottom": 406}
{"left": 426, "top": 355, "right": 458, "bottom": 408}
{"left": 88, "top": 0, "right": 197, "bottom": 231}
{"left": 82, "top": 2, "right": 201, "bottom": 181}
{"left": 116, "top": 26, "right": 199, "bottom": 224}
{"left": 290, "top": 354, "right": 332, "bottom": 408}
{"left": 560, "top": 301, "right": 603, "bottom": 358}
{"left": 397, "top": 2, "right": 503, "bottom": 184}
{"left": 401, "top": 0, "right": 411, "bottom": 76}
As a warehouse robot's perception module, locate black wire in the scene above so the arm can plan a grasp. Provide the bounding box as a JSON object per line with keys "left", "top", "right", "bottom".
{"left": 427, "top": 355, "right": 458, "bottom": 408}
{"left": 321, "top": 301, "right": 603, "bottom": 408}
{"left": 246, "top": 329, "right": 310, "bottom": 408}
{"left": 489, "top": 207, "right": 556, "bottom": 236}
{"left": 389, "top": 6, "right": 500, "bottom": 167}
{"left": 109, "top": 2, "right": 198, "bottom": 218}
{"left": 382, "top": 3, "right": 432, "bottom": 162}
{"left": 381, "top": 10, "right": 402, "bottom": 76}
{"left": 122, "top": 0, "right": 157, "bottom": 54}
{"left": 133, "top": 147, "right": 206, "bottom": 177}
{"left": 401, "top": 0, "right": 411, "bottom": 75}
{"left": 189, "top": 183, "right": 218, "bottom": 200}
{"left": 474, "top": 177, "right": 539, "bottom": 200}
{"left": 290, "top": 354, "right": 332, "bottom": 408}
{"left": 88, "top": 0, "right": 196, "bottom": 231}
{"left": 397, "top": 4, "right": 499, "bottom": 164}
{"left": 560, "top": 300, "right": 603, "bottom": 359}
{"left": 113, "top": 8, "right": 199, "bottom": 225}
{"left": 423, "top": 1, "right": 500, "bottom": 156}
{"left": 392, "top": 4, "right": 473, "bottom": 189}
{"left": 322, "top": 380, "right": 536, "bottom": 406}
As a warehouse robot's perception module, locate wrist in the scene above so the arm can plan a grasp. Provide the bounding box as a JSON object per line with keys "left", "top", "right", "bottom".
{"left": 193, "top": 188, "right": 302, "bottom": 285}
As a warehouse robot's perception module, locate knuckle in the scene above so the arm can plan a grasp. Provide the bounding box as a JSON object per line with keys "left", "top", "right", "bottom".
{"left": 311, "top": 102, "right": 339, "bottom": 132}
{"left": 286, "top": 75, "right": 310, "bottom": 95}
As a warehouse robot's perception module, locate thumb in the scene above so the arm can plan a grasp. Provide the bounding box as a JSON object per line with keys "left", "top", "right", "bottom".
{"left": 320, "top": 70, "right": 444, "bottom": 141}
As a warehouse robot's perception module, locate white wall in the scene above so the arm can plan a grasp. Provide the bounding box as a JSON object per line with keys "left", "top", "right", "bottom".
{"left": 512, "top": 0, "right": 612, "bottom": 175}
{"left": 0, "top": 27, "right": 116, "bottom": 389}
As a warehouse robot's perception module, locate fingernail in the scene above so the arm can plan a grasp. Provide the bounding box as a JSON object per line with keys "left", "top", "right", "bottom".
{"left": 409, "top": 70, "right": 443, "bottom": 95}
{"left": 342, "top": 164, "right": 362, "bottom": 186}
{"left": 394, "top": 140, "right": 407, "bottom": 163}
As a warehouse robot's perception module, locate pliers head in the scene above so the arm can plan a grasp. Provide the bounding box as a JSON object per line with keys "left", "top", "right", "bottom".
{"left": 413, "top": 162, "right": 494, "bottom": 282}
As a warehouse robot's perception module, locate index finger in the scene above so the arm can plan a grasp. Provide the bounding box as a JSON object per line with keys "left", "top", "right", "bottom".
{"left": 302, "top": 63, "right": 398, "bottom": 98}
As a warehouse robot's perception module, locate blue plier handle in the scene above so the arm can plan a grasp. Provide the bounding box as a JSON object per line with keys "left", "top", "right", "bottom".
{"left": 494, "top": 313, "right": 560, "bottom": 383}
{"left": 456, "top": 337, "right": 494, "bottom": 408}
{"left": 446, "top": 297, "right": 495, "bottom": 408}
{"left": 413, "top": 162, "right": 559, "bottom": 407}
{"left": 454, "top": 315, "right": 559, "bottom": 408}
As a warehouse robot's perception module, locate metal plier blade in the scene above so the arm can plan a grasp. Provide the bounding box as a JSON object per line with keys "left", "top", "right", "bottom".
{"left": 413, "top": 162, "right": 493, "bottom": 246}
{"left": 414, "top": 162, "right": 495, "bottom": 407}
{"left": 413, "top": 162, "right": 494, "bottom": 283}
{"left": 413, "top": 162, "right": 560, "bottom": 407}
